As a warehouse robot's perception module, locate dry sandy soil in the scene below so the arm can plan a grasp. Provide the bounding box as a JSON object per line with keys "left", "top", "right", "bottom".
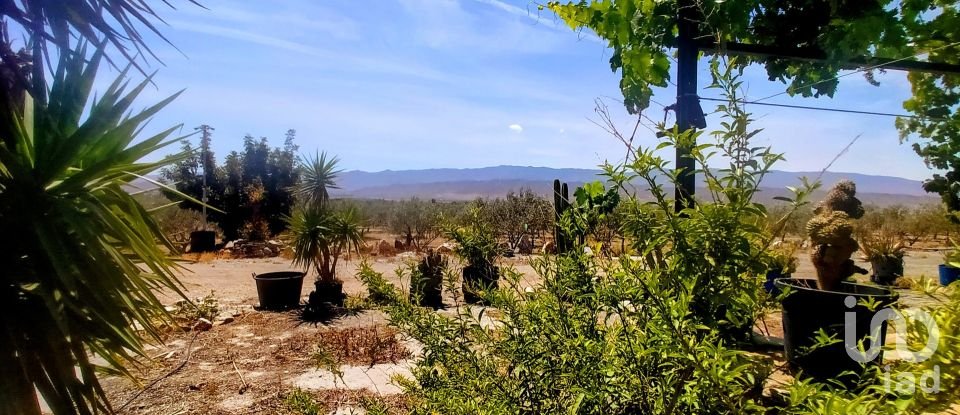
{"left": 97, "top": 249, "right": 953, "bottom": 414}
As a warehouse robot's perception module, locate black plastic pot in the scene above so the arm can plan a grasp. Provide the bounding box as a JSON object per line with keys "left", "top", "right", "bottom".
{"left": 775, "top": 278, "right": 898, "bottom": 385}
{"left": 463, "top": 264, "right": 499, "bottom": 304}
{"left": 253, "top": 271, "right": 305, "bottom": 310}
{"left": 309, "top": 279, "right": 346, "bottom": 308}
{"left": 869, "top": 256, "right": 904, "bottom": 285}
{"left": 189, "top": 230, "right": 216, "bottom": 253}
{"left": 300, "top": 279, "right": 347, "bottom": 321}
{"left": 940, "top": 264, "right": 960, "bottom": 286}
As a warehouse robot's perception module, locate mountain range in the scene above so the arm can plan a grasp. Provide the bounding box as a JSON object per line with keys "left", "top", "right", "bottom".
{"left": 330, "top": 165, "right": 936, "bottom": 206}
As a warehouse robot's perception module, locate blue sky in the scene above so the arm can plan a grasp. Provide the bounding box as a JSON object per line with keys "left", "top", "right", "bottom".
{"left": 114, "top": 0, "right": 933, "bottom": 180}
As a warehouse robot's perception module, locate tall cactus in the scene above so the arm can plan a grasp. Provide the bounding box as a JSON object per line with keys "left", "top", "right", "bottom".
{"left": 410, "top": 248, "right": 446, "bottom": 309}
{"left": 806, "top": 180, "right": 868, "bottom": 290}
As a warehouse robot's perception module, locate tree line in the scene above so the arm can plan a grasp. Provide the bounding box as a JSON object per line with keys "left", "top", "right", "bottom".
{"left": 161, "top": 126, "right": 300, "bottom": 241}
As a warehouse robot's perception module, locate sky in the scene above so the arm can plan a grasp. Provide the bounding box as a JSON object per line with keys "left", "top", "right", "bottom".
{"left": 83, "top": 0, "right": 937, "bottom": 180}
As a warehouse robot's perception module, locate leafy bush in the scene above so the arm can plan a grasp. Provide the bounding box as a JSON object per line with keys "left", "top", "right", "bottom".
{"left": 360, "top": 60, "right": 960, "bottom": 414}
{"left": 357, "top": 261, "right": 403, "bottom": 306}
{"left": 389, "top": 197, "right": 445, "bottom": 250}
{"left": 445, "top": 207, "right": 500, "bottom": 268}
{"left": 170, "top": 291, "right": 221, "bottom": 324}
{"left": 162, "top": 130, "right": 300, "bottom": 240}
{"left": 478, "top": 189, "right": 554, "bottom": 250}
{"left": 767, "top": 241, "right": 799, "bottom": 275}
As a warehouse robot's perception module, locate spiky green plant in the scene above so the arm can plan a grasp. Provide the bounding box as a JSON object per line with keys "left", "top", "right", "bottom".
{"left": 293, "top": 151, "right": 342, "bottom": 209}
{"left": 0, "top": 48, "right": 190, "bottom": 414}
{"left": 287, "top": 204, "right": 364, "bottom": 283}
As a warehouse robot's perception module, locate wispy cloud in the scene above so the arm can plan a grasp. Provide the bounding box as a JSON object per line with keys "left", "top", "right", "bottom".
{"left": 170, "top": 1, "right": 359, "bottom": 40}
{"left": 509, "top": 123, "right": 524, "bottom": 132}
{"left": 169, "top": 20, "right": 320, "bottom": 55}
{"left": 473, "top": 0, "right": 562, "bottom": 30}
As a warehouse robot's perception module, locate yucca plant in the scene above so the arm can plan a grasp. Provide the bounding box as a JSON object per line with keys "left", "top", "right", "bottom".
{"left": 287, "top": 204, "right": 364, "bottom": 283}
{"left": 0, "top": 47, "right": 190, "bottom": 414}
{"left": 287, "top": 152, "right": 363, "bottom": 313}
{"left": 292, "top": 151, "right": 342, "bottom": 208}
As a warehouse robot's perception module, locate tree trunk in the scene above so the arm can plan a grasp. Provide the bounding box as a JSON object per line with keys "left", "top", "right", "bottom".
{"left": 0, "top": 343, "right": 42, "bottom": 415}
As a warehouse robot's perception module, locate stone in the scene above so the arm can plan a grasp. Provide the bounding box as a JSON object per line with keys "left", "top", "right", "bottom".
{"left": 375, "top": 239, "right": 395, "bottom": 256}
{"left": 224, "top": 240, "right": 237, "bottom": 249}
{"left": 358, "top": 241, "right": 373, "bottom": 255}
{"left": 437, "top": 243, "right": 455, "bottom": 254}
{"left": 518, "top": 235, "right": 533, "bottom": 255}
{"left": 219, "top": 316, "right": 235, "bottom": 325}
{"left": 542, "top": 240, "right": 557, "bottom": 255}
{"left": 394, "top": 239, "right": 405, "bottom": 250}
{"left": 192, "top": 318, "right": 213, "bottom": 332}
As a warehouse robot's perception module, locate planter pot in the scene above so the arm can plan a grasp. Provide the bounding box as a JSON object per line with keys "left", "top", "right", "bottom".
{"left": 410, "top": 273, "right": 443, "bottom": 309}
{"left": 309, "top": 280, "right": 346, "bottom": 308}
{"left": 189, "top": 230, "right": 216, "bottom": 253}
{"left": 774, "top": 278, "right": 898, "bottom": 385}
{"left": 253, "top": 271, "right": 305, "bottom": 310}
{"left": 463, "top": 264, "right": 499, "bottom": 304}
{"left": 940, "top": 264, "right": 960, "bottom": 287}
{"left": 869, "top": 256, "right": 904, "bottom": 285}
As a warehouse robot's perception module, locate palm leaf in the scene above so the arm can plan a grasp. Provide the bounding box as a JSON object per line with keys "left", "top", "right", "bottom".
{"left": 293, "top": 151, "right": 342, "bottom": 208}
{"left": 0, "top": 45, "right": 188, "bottom": 414}
{"left": 2, "top": 0, "right": 205, "bottom": 74}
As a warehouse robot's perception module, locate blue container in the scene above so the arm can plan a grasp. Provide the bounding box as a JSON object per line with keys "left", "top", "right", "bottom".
{"left": 764, "top": 270, "right": 785, "bottom": 295}
{"left": 940, "top": 264, "right": 960, "bottom": 287}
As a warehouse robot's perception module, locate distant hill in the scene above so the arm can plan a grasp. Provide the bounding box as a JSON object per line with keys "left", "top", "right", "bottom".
{"left": 331, "top": 165, "right": 937, "bottom": 206}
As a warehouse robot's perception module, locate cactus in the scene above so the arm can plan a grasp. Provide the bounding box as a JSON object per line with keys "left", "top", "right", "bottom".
{"left": 410, "top": 248, "right": 446, "bottom": 309}
{"left": 553, "top": 179, "right": 571, "bottom": 254}
{"left": 806, "top": 180, "right": 868, "bottom": 290}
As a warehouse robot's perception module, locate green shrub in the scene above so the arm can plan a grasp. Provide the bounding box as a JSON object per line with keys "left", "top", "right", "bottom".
{"left": 359, "top": 60, "right": 960, "bottom": 414}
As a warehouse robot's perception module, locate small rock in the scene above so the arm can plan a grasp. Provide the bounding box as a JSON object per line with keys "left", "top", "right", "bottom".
{"left": 518, "top": 235, "right": 533, "bottom": 255}
{"left": 375, "top": 239, "right": 395, "bottom": 256}
{"left": 224, "top": 240, "right": 237, "bottom": 249}
{"left": 331, "top": 407, "right": 366, "bottom": 415}
{"left": 192, "top": 318, "right": 213, "bottom": 332}
{"left": 219, "top": 316, "right": 235, "bottom": 325}
{"left": 267, "top": 239, "right": 281, "bottom": 246}
{"left": 542, "top": 241, "right": 557, "bottom": 255}
{"left": 437, "top": 243, "right": 455, "bottom": 254}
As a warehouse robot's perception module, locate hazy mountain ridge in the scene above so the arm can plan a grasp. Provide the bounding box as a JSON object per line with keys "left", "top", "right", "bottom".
{"left": 330, "top": 165, "right": 936, "bottom": 205}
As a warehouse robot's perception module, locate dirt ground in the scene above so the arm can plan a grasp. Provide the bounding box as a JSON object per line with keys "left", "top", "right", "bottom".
{"left": 97, "top": 249, "right": 952, "bottom": 414}
{"left": 164, "top": 246, "right": 946, "bottom": 307}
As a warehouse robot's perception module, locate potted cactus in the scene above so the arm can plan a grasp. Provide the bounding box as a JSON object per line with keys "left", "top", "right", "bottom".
{"left": 446, "top": 209, "right": 501, "bottom": 304}
{"left": 409, "top": 249, "right": 447, "bottom": 309}
{"left": 941, "top": 240, "right": 960, "bottom": 286}
{"left": 775, "top": 181, "right": 898, "bottom": 384}
{"left": 860, "top": 231, "right": 906, "bottom": 286}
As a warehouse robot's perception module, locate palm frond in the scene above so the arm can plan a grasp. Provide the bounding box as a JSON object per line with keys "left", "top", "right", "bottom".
{"left": 2, "top": 0, "right": 205, "bottom": 73}
{"left": 293, "top": 151, "right": 342, "bottom": 208}
{"left": 0, "top": 42, "right": 187, "bottom": 414}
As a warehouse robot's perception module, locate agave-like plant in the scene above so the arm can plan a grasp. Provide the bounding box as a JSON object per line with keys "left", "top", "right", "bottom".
{"left": 287, "top": 203, "right": 364, "bottom": 283}
{"left": 293, "top": 151, "right": 342, "bottom": 208}
{"left": 0, "top": 47, "right": 190, "bottom": 414}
